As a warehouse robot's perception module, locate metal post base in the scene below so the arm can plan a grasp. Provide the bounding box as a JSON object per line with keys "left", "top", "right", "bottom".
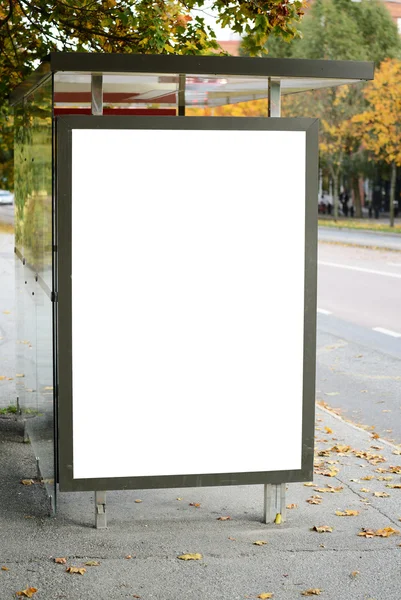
{"left": 263, "top": 483, "right": 286, "bottom": 524}
{"left": 95, "top": 491, "right": 107, "bottom": 529}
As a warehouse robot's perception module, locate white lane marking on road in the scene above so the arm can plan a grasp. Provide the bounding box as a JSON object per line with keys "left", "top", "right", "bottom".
{"left": 317, "top": 308, "right": 332, "bottom": 315}
{"left": 373, "top": 327, "right": 401, "bottom": 338}
{"left": 319, "top": 261, "right": 401, "bottom": 279}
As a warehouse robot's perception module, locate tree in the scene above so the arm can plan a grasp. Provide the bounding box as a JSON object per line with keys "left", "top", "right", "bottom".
{"left": 353, "top": 59, "right": 401, "bottom": 227}
{"left": 264, "top": 0, "right": 401, "bottom": 219}
{"left": 0, "top": 0, "right": 305, "bottom": 190}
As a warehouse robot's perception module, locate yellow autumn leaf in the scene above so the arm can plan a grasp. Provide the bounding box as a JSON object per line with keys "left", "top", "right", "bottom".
{"left": 134, "top": 499, "right": 142, "bottom": 503}
{"left": 304, "top": 482, "right": 315, "bottom": 487}
{"left": 21, "top": 479, "right": 34, "bottom": 486}
{"left": 286, "top": 503, "right": 298, "bottom": 509}
{"left": 324, "top": 426, "right": 333, "bottom": 433}
{"left": 312, "top": 525, "right": 333, "bottom": 533}
{"left": 1, "top": 566, "right": 9, "bottom": 570}
{"left": 0, "top": 376, "right": 6, "bottom": 381}
{"left": 373, "top": 492, "right": 390, "bottom": 497}
{"left": 2, "top": 310, "right": 11, "bottom": 314}
{"left": 375, "top": 527, "right": 399, "bottom": 537}
{"left": 301, "top": 589, "right": 322, "bottom": 596}
{"left": 360, "top": 488, "right": 370, "bottom": 493}
{"left": 66, "top": 566, "right": 86, "bottom": 574}
{"left": 177, "top": 553, "right": 202, "bottom": 561}
{"left": 217, "top": 516, "right": 231, "bottom": 521}
{"left": 335, "top": 510, "right": 359, "bottom": 516}
{"left": 85, "top": 560, "right": 100, "bottom": 566}
{"left": 54, "top": 557, "right": 66, "bottom": 564}
{"left": 16, "top": 589, "right": 38, "bottom": 598}
{"left": 350, "top": 571, "right": 360, "bottom": 577}
{"left": 258, "top": 594, "right": 274, "bottom": 599}
{"left": 253, "top": 540, "right": 268, "bottom": 546}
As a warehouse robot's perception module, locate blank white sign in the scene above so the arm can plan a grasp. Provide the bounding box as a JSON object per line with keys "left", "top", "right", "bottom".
{"left": 71, "top": 127, "right": 306, "bottom": 480}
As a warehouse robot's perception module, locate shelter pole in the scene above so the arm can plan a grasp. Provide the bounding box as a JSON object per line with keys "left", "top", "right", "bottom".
{"left": 91, "top": 74, "right": 107, "bottom": 528}
{"left": 95, "top": 491, "right": 107, "bottom": 529}
{"left": 178, "top": 74, "right": 186, "bottom": 116}
{"left": 268, "top": 79, "right": 281, "bottom": 118}
{"left": 91, "top": 75, "right": 103, "bottom": 116}
{"left": 264, "top": 78, "right": 286, "bottom": 525}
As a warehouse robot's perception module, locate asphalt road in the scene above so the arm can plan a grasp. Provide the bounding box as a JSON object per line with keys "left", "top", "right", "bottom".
{"left": 317, "top": 241, "right": 401, "bottom": 445}
{"left": 319, "top": 225, "right": 401, "bottom": 251}
{"left": 0, "top": 204, "right": 14, "bottom": 225}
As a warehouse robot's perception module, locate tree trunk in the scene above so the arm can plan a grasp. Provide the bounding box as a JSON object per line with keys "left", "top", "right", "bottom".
{"left": 333, "top": 175, "right": 339, "bottom": 220}
{"left": 390, "top": 162, "right": 396, "bottom": 228}
{"left": 352, "top": 175, "right": 362, "bottom": 218}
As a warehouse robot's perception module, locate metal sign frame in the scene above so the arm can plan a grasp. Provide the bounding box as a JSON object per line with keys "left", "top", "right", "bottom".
{"left": 56, "top": 115, "right": 318, "bottom": 493}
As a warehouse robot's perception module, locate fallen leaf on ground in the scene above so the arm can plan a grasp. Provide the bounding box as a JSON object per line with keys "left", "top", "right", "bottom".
{"left": 331, "top": 445, "right": 351, "bottom": 453}
{"left": 85, "top": 561, "right": 100, "bottom": 566}
{"left": 176, "top": 497, "right": 183, "bottom": 501}
{"left": 324, "top": 426, "right": 333, "bottom": 433}
{"left": 1, "top": 566, "right": 9, "bottom": 570}
{"left": 393, "top": 449, "right": 401, "bottom": 455}
{"left": 312, "top": 526, "right": 333, "bottom": 533}
{"left": 134, "top": 499, "right": 142, "bottom": 503}
{"left": 177, "top": 553, "right": 202, "bottom": 561}
{"left": 375, "top": 527, "right": 399, "bottom": 537}
{"left": 66, "top": 567, "right": 86, "bottom": 574}
{"left": 304, "top": 482, "right": 314, "bottom": 487}
{"left": 358, "top": 529, "right": 376, "bottom": 538}
{"left": 2, "top": 310, "right": 11, "bottom": 314}
{"left": 372, "top": 433, "right": 380, "bottom": 439}
{"left": 286, "top": 504, "right": 298, "bottom": 509}
{"left": 301, "top": 589, "right": 322, "bottom": 596}
{"left": 21, "top": 479, "right": 34, "bottom": 486}
{"left": 360, "top": 488, "right": 370, "bottom": 493}
{"left": 228, "top": 537, "right": 236, "bottom": 541}
{"left": 132, "top": 595, "right": 141, "bottom": 599}
{"left": 0, "top": 376, "right": 6, "bottom": 381}
{"left": 189, "top": 502, "right": 201, "bottom": 508}
{"left": 257, "top": 594, "right": 273, "bottom": 599}
{"left": 358, "top": 527, "right": 399, "bottom": 538}
{"left": 361, "top": 476, "right": 374, "bottom": 481}
{"left": 378, "top": 476, "right": 393, "bottom": 481}
{"left": 54, "top": 558, "right": 66, "bottom": 564}
{"left": 317, "top": 469, "right": 338, "bottom": 477}
{"left": 386, "top": 484, "right": 401, "bottom": 489}
{"left": 16, "top": 374, "right": 25, "bottom": 378}
{"left": 335, "top": 510, "right": 359, "bottom": 516}
{"left": 350, "top": 571, "right": 360, "bottom": 577}
{"left": 314, "top": 486, "right": 343, "bottom": 493}
{"left": 253, "top": 540, "right": 268, "bottom": 546}
{"left": 16, "top": 588, "right": 38, "bottom": 598}
{"left": 373, "top": 492, "right": 390, "bottom": 497}
{"left": 388, "top": 466, "right": 401, "bottom": 473}
{"left": 125, "top": 555, "right": 132, "bottom": 559}
{"left": 307, "top": 496, "right": 322, "bottom": 505}
{"left": 217, "top": 516, "right": 231, "bottom": 521}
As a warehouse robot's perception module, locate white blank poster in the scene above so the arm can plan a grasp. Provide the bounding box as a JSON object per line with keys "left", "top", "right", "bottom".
{"left": 71, "top": 128, "right": 306, "bottom": 480}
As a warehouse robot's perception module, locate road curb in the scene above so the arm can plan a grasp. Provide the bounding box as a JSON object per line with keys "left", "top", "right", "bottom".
{"left": 316, "top": 403, "right": 401, "bottom": 451}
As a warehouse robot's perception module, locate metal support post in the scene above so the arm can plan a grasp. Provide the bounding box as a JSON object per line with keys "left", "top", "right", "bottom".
{"left": 95, "top": 491, "right": 107, "bottom": 529}
{"left": 263, "top": 483, "right": 287, "bottom": 524}
{"left": 91, "top": 75, "right": 103, "bottom": 116}
{"left": 264, "top": 79, "right": 285, "bottom": 525}
{"left": 178, "top": 74, "right": 186, "bottom": 116}
{"left": 268, "top": 79, "right": 281, "bottom": 118}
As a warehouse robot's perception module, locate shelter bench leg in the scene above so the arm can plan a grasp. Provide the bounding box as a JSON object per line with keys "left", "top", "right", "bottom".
{"left": 263, "top": 483, "right": 286, "bottom": 524}
{"left": 95, "top": 491, "right": 107, "bottom": 529}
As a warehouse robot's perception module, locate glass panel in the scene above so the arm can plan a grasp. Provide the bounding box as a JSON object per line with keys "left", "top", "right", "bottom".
{"left": 14, "top": 76, "right": 55, "bottom": 509}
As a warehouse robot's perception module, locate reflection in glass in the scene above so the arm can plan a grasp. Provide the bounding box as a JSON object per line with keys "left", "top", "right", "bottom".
{"left": 14, "top": 76, "right": 55, "bottom": 510}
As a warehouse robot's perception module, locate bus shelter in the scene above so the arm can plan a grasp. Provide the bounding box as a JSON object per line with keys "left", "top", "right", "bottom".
{"left": 9, "top": 53, "right": 374, "bottom": 527}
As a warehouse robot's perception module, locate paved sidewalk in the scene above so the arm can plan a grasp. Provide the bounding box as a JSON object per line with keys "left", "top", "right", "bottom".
{"left": 1, "top": 404, "right": 401, "bottom": 600}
